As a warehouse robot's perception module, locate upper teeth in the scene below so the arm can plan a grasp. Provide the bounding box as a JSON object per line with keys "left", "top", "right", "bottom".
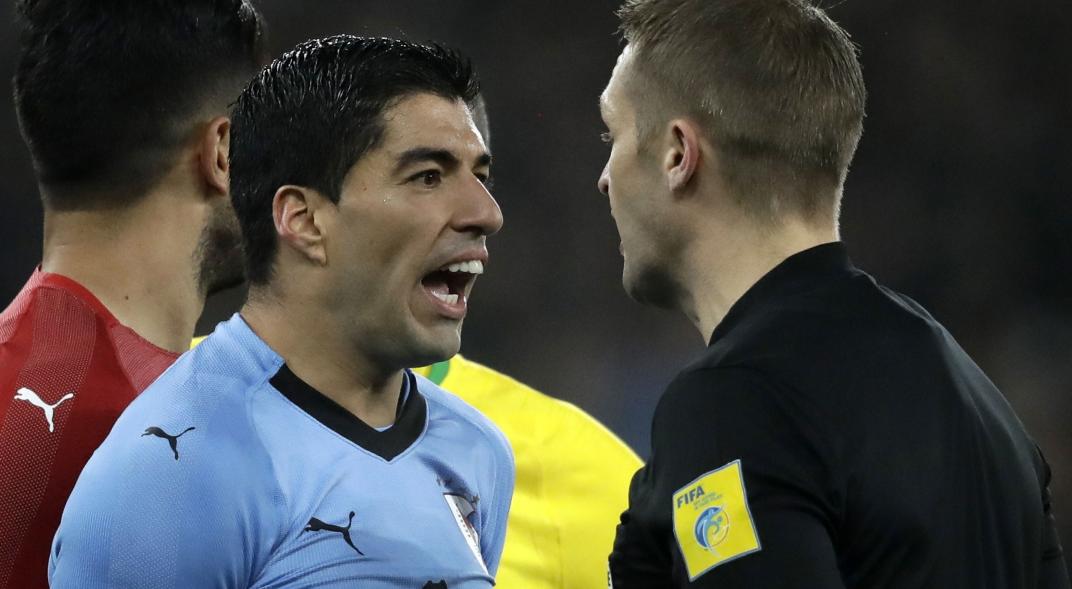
{"left": 441, "top": 260, "right": 484, "bottom": 275}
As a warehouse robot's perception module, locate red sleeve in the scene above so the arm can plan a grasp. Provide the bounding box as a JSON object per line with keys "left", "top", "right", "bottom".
{"left": 0, "top": 276, "right": 177, "bottom": 589}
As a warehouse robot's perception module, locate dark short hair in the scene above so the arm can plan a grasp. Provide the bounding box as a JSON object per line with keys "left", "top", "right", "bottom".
{"left": 618, "top": 0, "right": 866, "bottom": 220}
{"left": 230, "top": 35, "right": 481, "bottom": 285}
{"left": 13, "top": 0, "right": 266, "bottom": 210}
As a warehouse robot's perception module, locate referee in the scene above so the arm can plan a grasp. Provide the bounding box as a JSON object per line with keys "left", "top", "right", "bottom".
{"left": 598, "top": 0, "right": 1069, "bottom": 587}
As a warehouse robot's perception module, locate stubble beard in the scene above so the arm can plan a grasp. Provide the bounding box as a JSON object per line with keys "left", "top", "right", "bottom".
{"left": 195, "top": 203, "right": 246, "bottom": 296}
{"left": 624, "top": 257, "right": 683, "bottom": 311}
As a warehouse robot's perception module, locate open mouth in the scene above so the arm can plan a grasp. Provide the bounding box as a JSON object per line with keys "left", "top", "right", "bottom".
{"left": 421, "top": 260, "right": 485, "bottom": 308}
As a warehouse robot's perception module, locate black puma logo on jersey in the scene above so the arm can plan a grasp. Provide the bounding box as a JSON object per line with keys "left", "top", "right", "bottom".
{"left": 304, "top": 511, "right": 363, "bottom": 555}
{"left": 422, "top": 581, "right": 447, "bottom": 589}
{"left": 141, "top": 426, "right": 195, "bottom": 460}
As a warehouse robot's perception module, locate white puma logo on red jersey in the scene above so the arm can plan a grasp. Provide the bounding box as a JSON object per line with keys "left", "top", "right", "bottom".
{"left": 13, "top": 387, "right": 75, "bottom": 432}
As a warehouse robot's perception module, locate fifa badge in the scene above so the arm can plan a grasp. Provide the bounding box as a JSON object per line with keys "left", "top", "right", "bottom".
{"left": 671, "top": 459, "right": 761, "bottom": 580}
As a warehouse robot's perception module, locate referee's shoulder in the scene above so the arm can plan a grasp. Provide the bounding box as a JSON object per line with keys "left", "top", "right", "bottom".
{"left": 658, "top": 363, "right": 774, "bottom": 411}
{"left": 718, "top": 272, "right": 941, "bottom": 369}
{"left": 663, "top": 330, "right": 851, "bottom": 433}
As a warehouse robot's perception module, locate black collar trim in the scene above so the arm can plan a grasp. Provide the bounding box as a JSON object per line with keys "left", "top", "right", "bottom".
{"left": 709, "top": 242, "right": 855, "bottom": 345}
{"left": 269, "top": 365, "right": 426, "bottom": 461}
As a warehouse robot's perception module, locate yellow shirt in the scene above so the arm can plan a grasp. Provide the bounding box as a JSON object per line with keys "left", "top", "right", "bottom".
{"left": 193, "top": 338, "right": 641, "bottom": 587}
{"left": 415, "top": 355, "right": 641, "bottom": 589}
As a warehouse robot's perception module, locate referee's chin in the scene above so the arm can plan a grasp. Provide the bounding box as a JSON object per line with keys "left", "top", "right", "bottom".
{"left": 624, "top": 265, "right": 682, "bottom": 311}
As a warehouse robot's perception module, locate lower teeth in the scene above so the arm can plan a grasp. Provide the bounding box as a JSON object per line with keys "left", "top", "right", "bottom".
{"left": 434, "top": 293, "right": 459, "bottom": 305}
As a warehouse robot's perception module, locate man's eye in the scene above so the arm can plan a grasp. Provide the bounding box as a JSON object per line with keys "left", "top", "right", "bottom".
{"left": 475, "top": 173, "right": 494, "bottom": 189}
{"left": 600, "top": 131, "right": 613, "bottom": 145}
{"left": 414, "top": 170, "right": 442, "bottom": 187}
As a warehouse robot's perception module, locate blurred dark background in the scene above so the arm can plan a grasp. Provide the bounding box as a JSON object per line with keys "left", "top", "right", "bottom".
{"left": 2, "top": 0, "right": 1070, "bottom": 571}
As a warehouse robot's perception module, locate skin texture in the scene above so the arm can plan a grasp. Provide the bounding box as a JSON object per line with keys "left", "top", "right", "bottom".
{"left": 40, "top": 115, "right": 240, "bottom": 353}
{"left": 598, "top": 45, "right": 839, "bottom": 340}
{"left": 597, "top": 47, "right": 690, "bottom": 311}
{"left": 243, "top": 93, "right": 502, "bottom": 427}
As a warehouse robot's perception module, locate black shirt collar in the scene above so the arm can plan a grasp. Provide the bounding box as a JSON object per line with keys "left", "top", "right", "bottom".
{"left": 269, "top": 365, "right": 426, "bottom": 461}
{"left": 709, "top": 242, "right": 854, "bottom": 345}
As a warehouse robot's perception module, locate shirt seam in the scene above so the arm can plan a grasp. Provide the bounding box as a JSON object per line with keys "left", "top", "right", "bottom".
{"left": 245, "top": 356, "right": 292, "bottom": 586}
{"left": 672, "top": 362, "right": 847, "bottom": 521}
{"left": 29, "top": 285, "right": 143, "bottom": 399}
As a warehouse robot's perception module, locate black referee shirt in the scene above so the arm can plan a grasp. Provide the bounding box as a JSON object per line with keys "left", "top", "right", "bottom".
{"left": 610, "top": 243, "right": 1069, "bottom": 588}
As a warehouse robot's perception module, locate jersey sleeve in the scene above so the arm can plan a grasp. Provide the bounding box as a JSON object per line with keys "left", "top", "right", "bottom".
{"left": 1035, "top": 447, "right": 1071, "bottom": 589}
{"left": 48, "top": 404, "right": 283, "bottom": 588}
{"left": 479, "top": 425, "right": 515, "bottom": 577}
{"left": 610, "top": 366, "right": 845, "bottom": 588}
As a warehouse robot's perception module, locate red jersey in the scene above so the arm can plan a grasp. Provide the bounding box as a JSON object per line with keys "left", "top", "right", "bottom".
{"left": 0, "top": 270, "right": 179, "bottom": 589}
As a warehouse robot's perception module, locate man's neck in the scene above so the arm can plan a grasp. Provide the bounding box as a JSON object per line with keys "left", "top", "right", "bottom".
{"left": 41, "top": 195, "right": 205, "bottom": 354}
{"left": 241, "top": 295, "right": 404, "bottom": 428}
{"left": 682, "top": 217, "right": 839, "bottom": 341}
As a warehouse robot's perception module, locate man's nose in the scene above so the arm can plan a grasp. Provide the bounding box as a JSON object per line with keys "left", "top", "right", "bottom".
{"left": 597, "top": 162, "right": 611, "bottom": 197}
{"left": 457, "top": 177, "right": 504, "bottom": 237}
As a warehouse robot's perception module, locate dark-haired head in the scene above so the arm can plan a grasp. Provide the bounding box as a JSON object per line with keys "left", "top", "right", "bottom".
{"left": 14, "top": 0, "right": 267, "bottom": 209}
{"left": 230, "top": 35, "right": 482, "bottom": 285}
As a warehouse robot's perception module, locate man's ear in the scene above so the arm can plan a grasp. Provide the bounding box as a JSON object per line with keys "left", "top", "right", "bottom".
{"left": 273, "top": 186, "right": 328, "bottom": 265}
{"left": 200, "top": 116, "right": 231, "bottom": 196}
{"left": 663, "top": 119, "right": 702, "bottom": 193}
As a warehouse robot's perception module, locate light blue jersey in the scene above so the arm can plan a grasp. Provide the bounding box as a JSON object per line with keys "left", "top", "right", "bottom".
{"left": 49, "top": 314, "right": 514, "bottom": 589}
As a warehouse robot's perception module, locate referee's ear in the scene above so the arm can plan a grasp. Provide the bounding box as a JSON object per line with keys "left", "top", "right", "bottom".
{"left": 664, "top": 118, "right": 701, "bottom": 195}
{"left": 200, "top": 116, "right": 231, "bottom": 196}
{"left": 272, "top": 186, "right": 328, "bottom": 266}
